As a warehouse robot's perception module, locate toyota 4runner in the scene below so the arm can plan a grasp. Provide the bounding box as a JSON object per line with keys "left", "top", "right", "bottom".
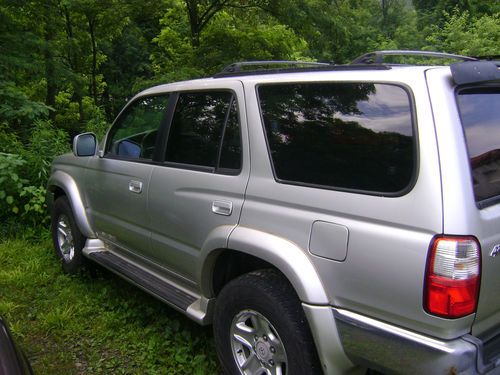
{"left": 47, "top": 51, "right": 500, "bottom": 374}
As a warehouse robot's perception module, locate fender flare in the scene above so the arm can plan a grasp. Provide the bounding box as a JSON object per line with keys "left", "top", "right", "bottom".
{"left": 199, "top": 226, "right": 329, "bottom": 305}
{"left": 47, "top": 170, "right": 95, "bottom": 238}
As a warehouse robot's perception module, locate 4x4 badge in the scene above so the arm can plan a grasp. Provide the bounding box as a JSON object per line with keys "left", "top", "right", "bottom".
{"left": 491, "top": 245, "right": 500, "bottom": 257}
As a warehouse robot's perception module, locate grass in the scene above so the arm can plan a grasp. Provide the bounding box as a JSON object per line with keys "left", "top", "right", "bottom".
{"left": 0, "top": 233, "right": 220, "bottom": 374}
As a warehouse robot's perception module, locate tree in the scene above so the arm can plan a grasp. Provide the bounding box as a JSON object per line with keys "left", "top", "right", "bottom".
{"left": 183, "top": 0, "right": 267, "bottom": 47}
{"left": 426, "top": 10, "right": 500, "bottom": 56}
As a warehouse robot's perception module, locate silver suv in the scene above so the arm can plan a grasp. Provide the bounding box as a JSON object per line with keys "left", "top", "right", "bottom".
{"left": 47, "top": 51, "right": 500, "bottom": 375}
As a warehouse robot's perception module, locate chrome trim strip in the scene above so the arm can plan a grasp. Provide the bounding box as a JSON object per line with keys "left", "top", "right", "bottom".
{"left": 335, "top": 308, "right": 455, "bottom": 353}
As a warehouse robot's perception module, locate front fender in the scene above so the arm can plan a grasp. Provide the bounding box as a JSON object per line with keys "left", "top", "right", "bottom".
{"left": 47, "top": 170, "right": 95, "bottom": 238}
{"left": 223, "top": 226, "right": 329, "bottom": 305}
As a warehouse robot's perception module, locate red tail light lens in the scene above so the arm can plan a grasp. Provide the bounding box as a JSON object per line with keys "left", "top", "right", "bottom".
{"left": 424, "top": 236, "right": 481, "bottom": 318}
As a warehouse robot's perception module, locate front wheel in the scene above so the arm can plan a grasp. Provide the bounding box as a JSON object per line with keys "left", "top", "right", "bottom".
{"left": 213, "top": 269, "right": 321, "bottom": 375}
{"left": 50, "top": 196, "right": 86, "bottom": 274}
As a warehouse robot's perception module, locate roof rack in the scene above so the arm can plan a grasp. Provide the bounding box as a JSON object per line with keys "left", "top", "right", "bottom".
{"left": 213, "top": 61, "right": 390, "bottom": 78}
{"left": 220, "top": 60, "right": 331, "bottom": 73}
{"left": 351, "top": 50, "right": 478, "bottom": 65}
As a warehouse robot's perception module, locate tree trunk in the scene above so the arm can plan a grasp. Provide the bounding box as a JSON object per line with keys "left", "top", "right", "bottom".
{"left": 185, "top": 0, "right": 201, "bottom": 47}
{"left": 44, "top": 8, "right": 57, "bottom": 119}
{"left": 87, "top": 14, "right": 98, "bottom": 105}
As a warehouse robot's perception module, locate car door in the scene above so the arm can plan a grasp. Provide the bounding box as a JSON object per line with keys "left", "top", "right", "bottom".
{"left": 84, "top": 94, "right": 170, "bottom": 254}
{"left": 146, "top": 82, "right": 249, "bottom": 282}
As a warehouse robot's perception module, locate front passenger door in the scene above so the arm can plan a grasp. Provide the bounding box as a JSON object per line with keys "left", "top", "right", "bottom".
{"left": 84, "top": 95, "right": 169, "bottom": 255}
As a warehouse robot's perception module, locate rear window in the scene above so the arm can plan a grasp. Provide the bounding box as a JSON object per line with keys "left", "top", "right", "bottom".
{"left": 258, "top": 82, "right": 415, "bottom": 194}
{"left": 458, "top": 86, "right": 500, "bottom": 207}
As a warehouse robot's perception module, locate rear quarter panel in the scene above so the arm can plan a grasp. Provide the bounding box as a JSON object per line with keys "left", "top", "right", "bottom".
{"left": 239, "top": 69, "right": 475, "bottom": 339}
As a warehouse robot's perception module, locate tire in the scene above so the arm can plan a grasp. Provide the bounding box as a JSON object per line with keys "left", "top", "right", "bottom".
{"left": 50, "top": 196, "right": 86, "bottom": 274}
{"left": 213, "top": 269, "right": 322, "bottom": 375}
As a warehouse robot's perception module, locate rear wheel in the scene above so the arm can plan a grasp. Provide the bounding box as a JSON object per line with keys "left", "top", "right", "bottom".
{"left": 213, "top": 269, "right": 321, "bottom": 375}
{"left": 51, "top": 196, "right": 86, "bottom": 274}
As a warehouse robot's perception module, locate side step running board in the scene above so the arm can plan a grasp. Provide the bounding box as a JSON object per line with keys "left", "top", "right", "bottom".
{"left": 86, "top": 250, "right": 197, "bottom": 311}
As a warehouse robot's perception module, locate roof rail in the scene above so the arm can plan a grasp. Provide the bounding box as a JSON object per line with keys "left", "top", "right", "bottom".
{"left": 213, "top": 61, "right": 390, "bottom": 78}
{"left": 351, "top": 50, "right": 477, "bottom": 65}
{"left": 220, "top": 60, "right": 331, "bottom": 74}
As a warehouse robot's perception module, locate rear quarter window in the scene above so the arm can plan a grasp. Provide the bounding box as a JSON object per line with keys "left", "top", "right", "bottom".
{"left": 457, "top": 86, "right": 500, "bottom": 207}
{"left": 258, "top": 82, "right": 415, "bottom": 194}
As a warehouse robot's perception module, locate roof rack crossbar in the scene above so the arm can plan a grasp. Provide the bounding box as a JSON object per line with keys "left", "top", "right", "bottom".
{"left": 351, "top": 50, "right": 478, "bottom": 64}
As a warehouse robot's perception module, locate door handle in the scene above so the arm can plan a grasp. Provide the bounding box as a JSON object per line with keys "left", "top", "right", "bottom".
{"left": 129, "top": 180, "right": 143, "bottom": 194}
{"left": 212, "top": 200, "right": 233, "bottom": 216}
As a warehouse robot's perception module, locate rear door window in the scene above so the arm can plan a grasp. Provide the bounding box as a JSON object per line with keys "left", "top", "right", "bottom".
{"left": 258, "top": 82, "right": 415, "bottom": 194}
{"left": 457, "top": 86, "right": 500, "bottom": 207}
{"left": 164, "top": 91, "right": 242, "bottom": 173}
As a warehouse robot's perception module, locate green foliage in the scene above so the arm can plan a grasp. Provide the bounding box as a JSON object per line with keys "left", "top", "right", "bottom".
{"left": 22, "top": 121, "right": 70, "bottom": 186}
{"left": 85, "top": 115, "right": 109, "bottom": 141}
{"left": 0, "top": 122, "right": 23, "bottom": 153}
{"left": 19, "top": 185, "right": 47, "bottom": 219}
{"left": 0, "top": 120, "right": 69, "bottom": 229}
{"left": 153, "top": 4, "right": 312, "bottom": 80}
{"left": 426, "top": 10, "right": 500, "bottom": 56}
{"left": 0, "top": 152, "right": 50, "bottom": 229}
{"left": 0, "top": 81, "right": 51, "bottom": 131}
{"left": 197, "top": 10, "right": 311, "bottom": 73}
{"left": 0, "top": 238, "right": 220, "bottom": 374}
{"left": 53, "top": 92, "right": 109, "bottom": 136}
{"left": 151, "top": 1, "right": 203, "bottom": 81}
{"left": 0, "top": 152, "right": 27, "bottom": 217}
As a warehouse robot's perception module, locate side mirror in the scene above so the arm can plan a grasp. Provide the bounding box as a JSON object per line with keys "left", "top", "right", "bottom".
{"left": 73, "top": 133, "right": 97, "bottom": 157}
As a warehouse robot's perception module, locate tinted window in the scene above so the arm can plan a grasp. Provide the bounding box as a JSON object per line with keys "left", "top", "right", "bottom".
{"left": 165, "top": 91, "right": 241, "bottom": 171}
{"left": 259, "top": 83, "right": 414, "bottom": 193}
{"left": 106, "top": 95, "right": 169, "bottom": 159}
{"left": 458, "top": 87, "right": 500, "bottom": 206}
{"left": 219, "top": 98, "right": 242, "bottom": 170}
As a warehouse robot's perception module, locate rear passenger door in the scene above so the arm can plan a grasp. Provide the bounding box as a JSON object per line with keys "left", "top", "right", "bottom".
{"left": 147, "top": 82, "right": 249, "bottom": 282}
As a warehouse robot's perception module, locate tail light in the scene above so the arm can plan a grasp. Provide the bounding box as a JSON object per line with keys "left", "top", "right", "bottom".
{"left": 424, "top": 236, "right": 481, "bottom": 318}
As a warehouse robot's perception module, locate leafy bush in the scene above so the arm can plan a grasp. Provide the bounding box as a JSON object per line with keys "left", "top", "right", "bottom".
{"left": 0, "top": 122, "right": 23, "bottom": 153}
{"left": 22, "top": 120, "right": 70, "bottom": 186}
{"left": 0, "top": 81, "right": 51, "bottom": 132}
{"left": 0, "top": 121, "right": 70, "bottom": 233}
{"left": 0, "top": 152, "right": 27, "bottom": 216}
{"left": 0, "top": 153, "right": 50, "bottom": 229}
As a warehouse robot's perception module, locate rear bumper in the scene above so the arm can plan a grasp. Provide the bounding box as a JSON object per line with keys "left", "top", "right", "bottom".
{"left": 333, "top": 308, "right": 500, "bottom": 375}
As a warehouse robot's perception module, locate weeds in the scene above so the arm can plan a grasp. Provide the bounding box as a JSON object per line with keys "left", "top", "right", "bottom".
{"left": 0, "top": 235, "right": 219, "bottom": 374}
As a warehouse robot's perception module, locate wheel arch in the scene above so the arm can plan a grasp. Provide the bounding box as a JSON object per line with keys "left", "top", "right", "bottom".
{"left": 199, "top": 226, "right": 329, "bottom": 305}
{"left": 203, "top": 228, "right": 354, "bottom": 373}
{"left": 47, "top": 170, "right": 95, "bottom": 238}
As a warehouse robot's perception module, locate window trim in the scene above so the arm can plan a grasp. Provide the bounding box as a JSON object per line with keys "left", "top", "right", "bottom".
{"left": 256, "top": 81, "right": 419, "bottom": 197}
